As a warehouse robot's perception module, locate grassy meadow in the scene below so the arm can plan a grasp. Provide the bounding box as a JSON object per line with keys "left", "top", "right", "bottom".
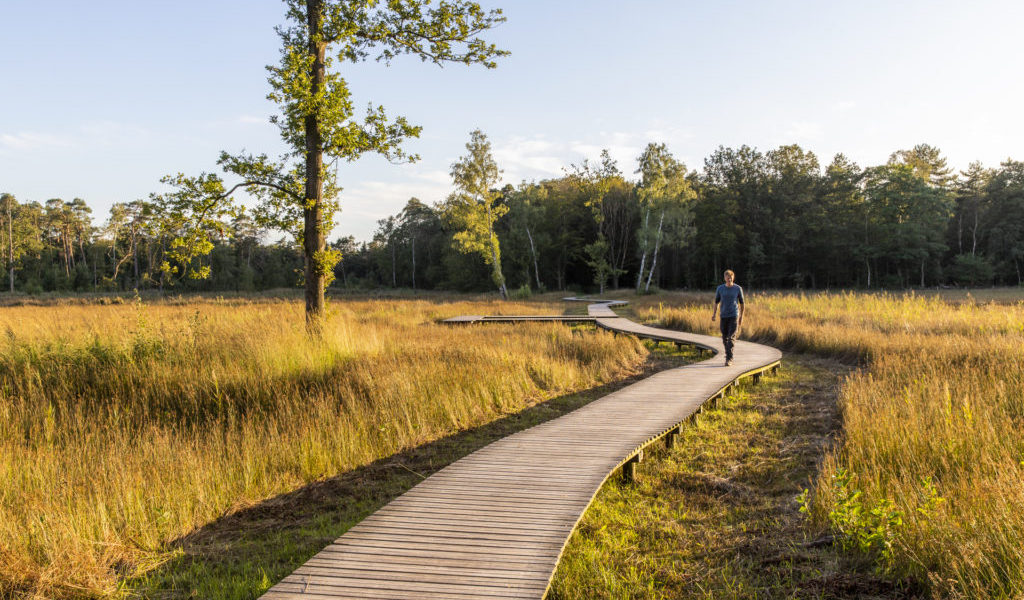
{"left": 629, "top": 289, "right": 1024, "bottom": 598}
{"left": 4, "top": 288, "right": 1024, "bottom": 599}
{"left": 549, "top": 355, "right": 900, "bottom": 599}
{"left": 0, "top": 294, "right": 648, "bottom": 598}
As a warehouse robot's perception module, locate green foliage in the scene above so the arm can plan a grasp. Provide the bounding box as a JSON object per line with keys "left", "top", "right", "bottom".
{"left": 153, "top": 173, "right": 240, "bottom": 284}
{"left": 634, "top": 143, "right": 695, "bottom": 291}
{"left": 442, "top": 129, "right": 509, "bottom": 297}
{"left": 12, "top": 140, "right": 1024, "bottom": 294}
{"left": 949, "top": 253, "right": 995, "bottom": 286}
{"left": 0, "top": 193, "right": 45, "bottom": 291}
{"left": 825, "top": 468, "right": 904, "bottom": 574}
{"left": 568, "top": 150, "right": 624, "bottom": 292}
{"left": 509, "top": 283, "right": 532, "bottom": 299}
{"left": 154, "top": 0, "right": 506, "bottom": 316}
{"left": 808, "top": 469, "right": 946, "bottom": 579}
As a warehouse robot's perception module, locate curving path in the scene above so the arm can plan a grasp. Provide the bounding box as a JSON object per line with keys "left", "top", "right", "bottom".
{"left": 261, "top": 299, "right": 782, "bottom": 599}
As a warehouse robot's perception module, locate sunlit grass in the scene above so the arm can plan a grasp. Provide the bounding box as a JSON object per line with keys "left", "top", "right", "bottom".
{"left": 633, "top": 290, "right": 1024, "bottom": 598}
{"left": 549, "top": 356, "right": 894, "bottom": 600}
{"left": 0, "top": 296, "right": 648, "bottom": 598}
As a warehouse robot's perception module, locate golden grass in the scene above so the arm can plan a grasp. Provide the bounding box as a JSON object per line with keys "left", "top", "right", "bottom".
{"left": 0, "top": 296, "right": 647, "bottom": 598}
{"left": 633, "top": 291, "right": 1024, "bottom": 598}
{"left": 549, "top": 356, "right": 894, "bottom": 599}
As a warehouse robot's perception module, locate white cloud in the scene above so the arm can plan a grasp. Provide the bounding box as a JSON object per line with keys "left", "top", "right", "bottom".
{"left": 833, "top": 100, "right": 857, "bottom": 111}
{"left": 782, "top": 121, "right": 824, "bottom": 142}
{"left": 0, "top": 131, "right": 76, "bottom": 151}
{"left": 569, "top": 131, "right": 651, "bottom": 174}
{"left": 410, "top": 169, "right": 451, "bottom": 185}
{"left": 1, "top": 121, "right": 159, "bottom": 155}
{"left": 79, "top": 120, "right": 153, "bottom": 146}
{"left": 492, "top": 135, "right": 565, "bottom": 181}
{"left": 490, "top": 130, "right": 691, "bottom": 184}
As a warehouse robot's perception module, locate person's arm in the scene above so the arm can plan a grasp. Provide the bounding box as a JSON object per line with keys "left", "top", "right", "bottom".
{"left": 711, "top": 289, "right": 719, "bottom": 322}
{"left": 737, "top": 288, "right": 745, "bottom": 328}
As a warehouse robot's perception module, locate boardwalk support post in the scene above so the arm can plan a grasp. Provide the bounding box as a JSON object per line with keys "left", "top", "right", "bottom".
{"left": 622, "top": 450, "right": 644, "bottom": 483}
{"left": 665, "top": 426, "right": 680, "bottom": 449}
{"left": 267, "top": 299, "right": 784, "bottom": 599}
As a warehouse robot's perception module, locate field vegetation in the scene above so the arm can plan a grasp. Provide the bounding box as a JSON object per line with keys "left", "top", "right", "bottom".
{"left": 549, "top": 355, "right": 902, "bottom": 599}
{"left": 0, "top": 295, "right": 648, "bottom": 598}
{"left": 630, "top": 290, "right": 1024, "bottom": 598}
{"left": 5, "top": 289, "right": 1024, "bottom": 599}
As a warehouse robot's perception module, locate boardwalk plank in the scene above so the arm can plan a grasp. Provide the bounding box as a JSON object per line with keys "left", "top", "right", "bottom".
{"left": 261, "top": 299, "right": 781, "bottom": 599}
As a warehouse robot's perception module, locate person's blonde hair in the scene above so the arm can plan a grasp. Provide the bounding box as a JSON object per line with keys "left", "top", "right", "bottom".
{"left": 724, "top": 269, "right": 735, "bottom": 278}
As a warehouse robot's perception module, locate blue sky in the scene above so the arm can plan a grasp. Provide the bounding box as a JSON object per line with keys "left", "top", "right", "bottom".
{"left": 2, "top": 0, "right": 1023, "bottom": 241}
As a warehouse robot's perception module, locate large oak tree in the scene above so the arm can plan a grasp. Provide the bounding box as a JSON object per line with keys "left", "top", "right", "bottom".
{"left": 165, "top": 0, "right": 506, "bottom": 332}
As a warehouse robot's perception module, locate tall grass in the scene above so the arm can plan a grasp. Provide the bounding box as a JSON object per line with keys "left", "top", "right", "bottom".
{"left": 0, "top": 297, "right": 647, "bottom": 598}
{"left": 636, "top": 291, "right": 1024, "bottom": 598}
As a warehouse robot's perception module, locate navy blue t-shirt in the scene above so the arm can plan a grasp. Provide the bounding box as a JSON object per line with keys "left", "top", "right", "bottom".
{"left": 715, "top": 284, "right": 744, "bottom": 318}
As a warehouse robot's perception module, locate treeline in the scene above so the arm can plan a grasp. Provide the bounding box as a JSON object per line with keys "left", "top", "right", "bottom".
{"left": 348, "top": 141, "right": 1024, "bottom": 292}
{"left": 3, "top": 140, "right": 1023, "bottom": 295}
{"left": 0, "top": 195, "right": 302, "bottom": 294}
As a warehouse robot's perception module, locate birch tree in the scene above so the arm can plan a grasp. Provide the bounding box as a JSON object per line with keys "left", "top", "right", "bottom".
{"left": 569, "top": 150, "right": 621, "bottom": 294}
{"left": 444, "top": 129, "right": 509, "bottom": 299}
{"left": 635, "top": 143, "right": 695, "bottom": 292}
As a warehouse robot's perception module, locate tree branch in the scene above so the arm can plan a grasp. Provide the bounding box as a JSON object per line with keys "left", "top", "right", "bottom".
{"left": 221, "top": 180, "right": 303, "bottom": 201}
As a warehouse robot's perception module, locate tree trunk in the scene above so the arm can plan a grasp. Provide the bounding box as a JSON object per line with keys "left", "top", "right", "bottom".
{"left": 525, "top": 224, "right": 541, "bottom": 290}
{"left": 62, "top": 235, "right": 71, "bottom": 278}
{"left": 490, "top": 237, "right": 507, "bottom": 299}
{"left": 7, "top": 200, "right": 13, "bottom": 293}
{"left": 866, "top": 258, "right": 871, "bottom": 288}
{"left": 133, "top": 238, "right": 140, "bottom": 289}
{"left": 303, "top": 0, "right": 327, "bottom": 334}
{"left": 920, "top": 258, "right": 926, "bottom": 288}
{"left": 391, "top": 238, "right": 396, "bottom": 287}
{"left": 644, "top": 210, "right": 665, "bottom": 292}
{"left": 411, "top": 236, "right": 416, "bottom": 290}
{"left": 971, "top": 210, "right": 979, "bottom": 256}
{"left": 636, "top": 208, "right": 649, "bottom": 292}
{"left": 957, "top": 212, "right": 963, "bottom": 254}
{"left": 79, "top": 237, "right": 89, "bottom": 273}
{"left": 486, "top": 205, "right": 507, "bottom": 300}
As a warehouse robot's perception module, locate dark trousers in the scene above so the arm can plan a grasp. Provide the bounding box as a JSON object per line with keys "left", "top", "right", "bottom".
{"left": 720, "top": 316, "right": 738, "bottom": 360}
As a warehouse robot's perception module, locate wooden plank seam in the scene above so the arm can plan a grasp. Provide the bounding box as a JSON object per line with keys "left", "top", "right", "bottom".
{"left": 262, "top": 298, "right": 782, "bottom": 600}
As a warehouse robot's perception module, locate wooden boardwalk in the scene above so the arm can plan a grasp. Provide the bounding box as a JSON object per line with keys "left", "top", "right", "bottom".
{"left": 261, "top": 299, "right": 782, "bottom": 599}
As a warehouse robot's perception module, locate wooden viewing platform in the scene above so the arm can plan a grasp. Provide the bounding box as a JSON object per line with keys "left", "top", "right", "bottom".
{"left": 262, "top": 298, "right": 782, "bottom": 599}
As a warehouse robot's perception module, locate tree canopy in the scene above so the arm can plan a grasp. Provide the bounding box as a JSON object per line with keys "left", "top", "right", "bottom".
{"left": 159, "top": 0, "right": 506, "bottom": 331}
{"left": 6, "top": 141, "right": 1024, "bottom": 296}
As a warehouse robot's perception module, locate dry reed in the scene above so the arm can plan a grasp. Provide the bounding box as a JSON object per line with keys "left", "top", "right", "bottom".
{"left": 0, "top": 296, "right": 647, "bottom": 598}
{"left": 635, "top": 291, "right": 1024, "bottom": 598}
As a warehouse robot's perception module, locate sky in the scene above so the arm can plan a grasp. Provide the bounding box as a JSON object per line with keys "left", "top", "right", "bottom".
{"left": 2, "top": 0, "right": 1023, "bottom": 241}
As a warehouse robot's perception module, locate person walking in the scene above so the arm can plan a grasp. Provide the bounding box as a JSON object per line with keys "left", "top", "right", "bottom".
{"left": 711, "top": 269, "right": 744, "bottom": 366}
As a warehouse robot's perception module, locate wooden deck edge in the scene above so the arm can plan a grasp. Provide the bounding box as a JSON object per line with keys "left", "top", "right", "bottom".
{"left": 266, "top": 299, "right": 783, "bottom": 600}
{"left": 592, "top": 320, "right": 718, "bottom": 353}
{"left": 536, "top": 357, "right": 783, "bottom": 599}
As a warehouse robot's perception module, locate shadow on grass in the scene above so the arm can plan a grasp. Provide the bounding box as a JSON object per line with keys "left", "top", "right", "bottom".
{"left": 131, "top": 345, "right": 699, "bottom": 600}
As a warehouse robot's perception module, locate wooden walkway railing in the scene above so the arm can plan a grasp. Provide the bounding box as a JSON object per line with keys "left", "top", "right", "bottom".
{"left": 261, "top": 299, "right": 782, "bottom": 599}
